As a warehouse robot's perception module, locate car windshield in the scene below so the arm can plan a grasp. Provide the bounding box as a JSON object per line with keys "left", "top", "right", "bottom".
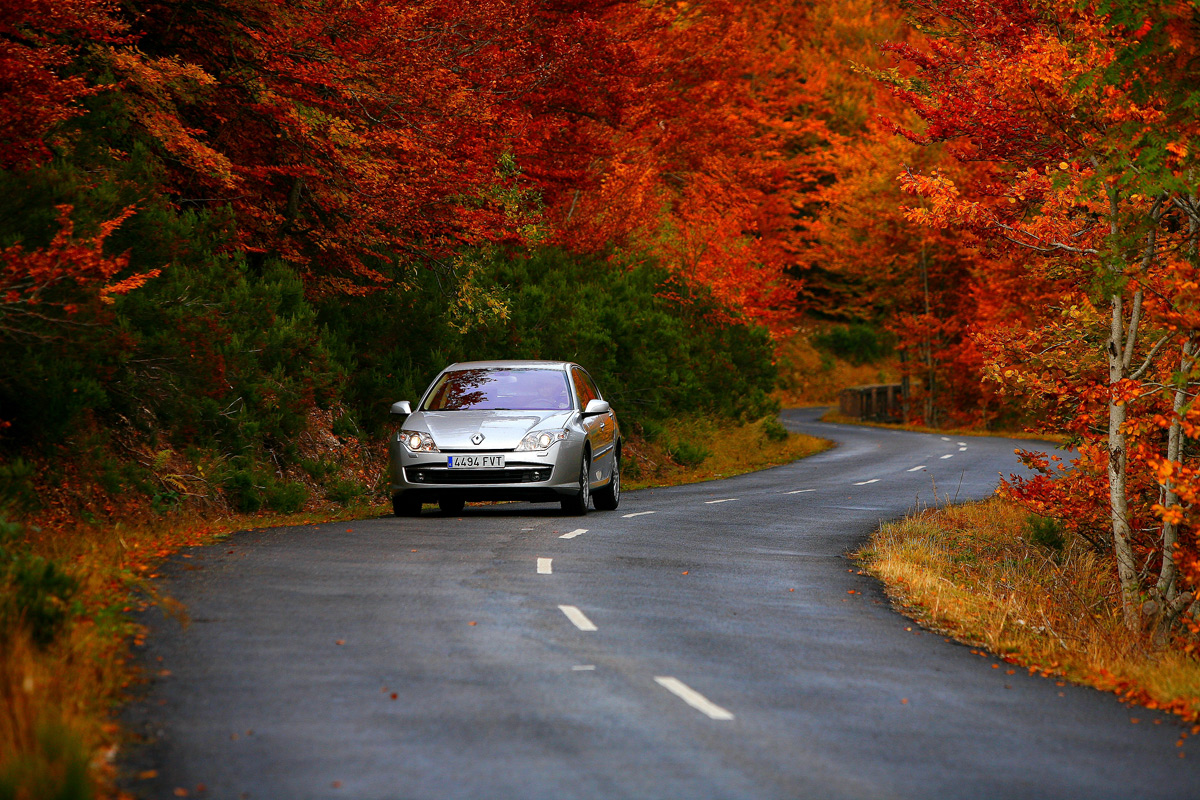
{"left": 421, "top": 368, "right": 572, "bottom": 411}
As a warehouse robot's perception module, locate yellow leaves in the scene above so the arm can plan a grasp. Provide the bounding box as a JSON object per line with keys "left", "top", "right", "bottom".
{"left": 1166, "top": 142, "right": 1189, "bottom": 159}
{"left": 1152, "top": 503, "right": 1185, "bottom": 526}
{"left": 444, "top": 263, "right": 510, "bottom": 335}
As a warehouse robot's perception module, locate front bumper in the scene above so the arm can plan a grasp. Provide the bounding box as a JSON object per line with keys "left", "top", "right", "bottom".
{"left": 389, "top": 437, "right": 583, "bottom": 504}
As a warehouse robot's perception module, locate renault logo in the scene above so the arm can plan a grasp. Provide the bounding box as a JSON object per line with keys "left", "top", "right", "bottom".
{"left": 471, "top": 432, "right": 485, "bottom": 445}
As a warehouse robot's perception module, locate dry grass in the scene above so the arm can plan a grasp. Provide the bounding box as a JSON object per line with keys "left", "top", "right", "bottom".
{"left": 623, "top": 416, "right": 831, "bottom": 491}
{"left": 1, "top": 502, "right": 380, "bottom": 799}
{"left": 860, "top": 496, "right": 1200, "bottom": 727}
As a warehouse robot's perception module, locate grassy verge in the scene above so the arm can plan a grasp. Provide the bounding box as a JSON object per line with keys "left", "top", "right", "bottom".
{"left": 859, "top": 496, "right": 1200, "bottom": 734}
{"left": 623, "top": 415, "right": 830, "bottom": 490}
{"left": 1, "top": 415, "right": 825, "bottom": 799}
{"left": 1, "top": 502, "right": 379, "bottom": 800}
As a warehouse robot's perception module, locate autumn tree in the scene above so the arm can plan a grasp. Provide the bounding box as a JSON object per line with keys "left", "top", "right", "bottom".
{"left": 874, "top": 0, "right": 1200, "bottom": 637}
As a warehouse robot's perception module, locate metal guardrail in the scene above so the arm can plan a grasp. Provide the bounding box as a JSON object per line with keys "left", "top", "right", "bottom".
{"left": 838, "top": 384, "right": 904, "bottom": 421}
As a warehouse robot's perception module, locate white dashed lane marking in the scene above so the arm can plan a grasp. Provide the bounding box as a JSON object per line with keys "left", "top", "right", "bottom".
{"left": 907, "top": 466, "right": 925, "bottom": 472}
{"left": 941, "top": 454, "right": 954, "bottom": 459}
{"left": 559, "top": 605, "right": 598, "bottom": 631}
{"left": 559, "top": 528, "right": 587, "bottom": 539}
{"left": 705, "top": 498, "right": 737, "bottom": 504}
{"left": 654, "top": 677, "right": 735, "bottom": 721}
{"left": 853, "top": 479, "right": 880, "bottom": 486}
{"left": 940, "top": 437, "right": 951, "bottom": 441}
{"left": 958, "top": 447, "right": 968, "bottom": 452}
{"left": 537, "top": 558, "right": 552, "bottom": 575}
{"left": 572, "top": 665, "right": 595, "bottom": 671}
{"left": 788, "top": 489, "right": 816, "bottom": 494}
{"left": 623, "top": 511, "right": 657, "bottom": 518}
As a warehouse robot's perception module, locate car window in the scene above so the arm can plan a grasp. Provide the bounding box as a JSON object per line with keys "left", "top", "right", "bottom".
{"left": 581, "top": 370, "right": 602, "bottom": 402}
{"left": 422, "top": 368, "right": 572, "bottom": 411}
{"left": 571, "top": 367, "right": 597, "bottom": 408}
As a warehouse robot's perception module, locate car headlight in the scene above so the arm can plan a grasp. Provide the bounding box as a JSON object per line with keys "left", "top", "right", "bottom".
{"left": 400, "top": 429, "right": 439, "bottom": 452}
{"left": 515, "top": 429, "right": 567, "bottom": 451}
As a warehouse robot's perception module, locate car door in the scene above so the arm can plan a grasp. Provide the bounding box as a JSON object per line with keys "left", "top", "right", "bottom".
{"left": 571, "top": 367, "right": 616, "bottom": 484}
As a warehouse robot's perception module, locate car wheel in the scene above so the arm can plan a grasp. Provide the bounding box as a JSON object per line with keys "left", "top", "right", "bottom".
{"left": 439, "top": 497, "right": 465, "bottom": 515}
{"left": 561, "top": 452, "right": 591, "bottom": 515}
{"left": 393, "top": 494, "right": 422, "bottom": 517}
{"left": 593, "top": 450, "right": 620, "bottom": 511}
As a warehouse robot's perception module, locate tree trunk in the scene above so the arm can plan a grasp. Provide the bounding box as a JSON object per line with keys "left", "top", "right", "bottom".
{"left": 1108, "top": 292, "right": 1140, "bottom": 631}
{"left": 1153, "top": 338, "right": 1196, "bottom": 644}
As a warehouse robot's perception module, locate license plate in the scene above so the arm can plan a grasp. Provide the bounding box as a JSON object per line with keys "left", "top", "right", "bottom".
{"left": 447, "top": 454, "right": 504, "bottom": 469}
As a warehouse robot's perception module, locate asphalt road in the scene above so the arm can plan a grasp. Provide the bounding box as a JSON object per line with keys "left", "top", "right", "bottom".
{"left": 122, "top": 408, "right": 1200, "bottom": 799}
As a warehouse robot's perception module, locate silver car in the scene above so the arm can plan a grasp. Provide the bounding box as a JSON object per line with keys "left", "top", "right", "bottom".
{"left": 388, "top": 360, "right": 621, "bottom": 516}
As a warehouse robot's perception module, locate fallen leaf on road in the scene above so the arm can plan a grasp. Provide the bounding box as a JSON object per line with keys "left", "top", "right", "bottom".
{"left": 138, "top": 770, "right": 158, "bottom": 780}
{"left": 336, "top": 639, "right": 345, "bottom": 645}
{"left": 468, "top": 621, "right": 477, "bottom": 626}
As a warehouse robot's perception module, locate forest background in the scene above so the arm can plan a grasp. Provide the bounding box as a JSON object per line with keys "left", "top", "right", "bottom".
{"left": 5, "top": 0, "right": 1200, "bottom": 796}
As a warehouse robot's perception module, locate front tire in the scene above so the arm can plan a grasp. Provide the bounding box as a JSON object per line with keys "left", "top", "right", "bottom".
{"left": 593, "top": 450, "right": 620, "bottom": 511}
{"left": 392, "top": 494, "right": 422, "bottom": 517}
{"left": 561, "top": 452, "right": 591, "bottom": 515}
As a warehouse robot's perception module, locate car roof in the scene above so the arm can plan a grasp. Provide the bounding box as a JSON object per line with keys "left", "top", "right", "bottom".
{"left": 443, "top": 360, "right": 573, "bottom": 371}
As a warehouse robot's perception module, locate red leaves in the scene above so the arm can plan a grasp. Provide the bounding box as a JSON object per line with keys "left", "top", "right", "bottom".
{"left": 0, "top": 204, "right": 160, "bottom": 336}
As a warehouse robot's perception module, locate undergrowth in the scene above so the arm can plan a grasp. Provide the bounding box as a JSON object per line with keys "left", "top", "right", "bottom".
{"left": 860, "top": 497, "right": 1200, "bottom": 736}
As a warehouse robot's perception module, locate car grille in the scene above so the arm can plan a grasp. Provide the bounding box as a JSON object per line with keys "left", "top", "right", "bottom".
{"left": 406, "top": 467, "right": 552, "bottom": 485}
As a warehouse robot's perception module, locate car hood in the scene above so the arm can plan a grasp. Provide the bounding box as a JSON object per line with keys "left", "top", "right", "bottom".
{"left": 415, "top": 410, "right": 575, "bottom": 450}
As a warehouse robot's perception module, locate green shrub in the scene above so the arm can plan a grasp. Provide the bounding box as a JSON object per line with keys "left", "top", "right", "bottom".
{"left": 761, "top": 417, "right": 790, "bottom": 443}
{"left": 813, "top": 324, "right": 892, "bottom": 365}
{"left": 326, "top": 247, "right": 779, "bottom": 436}
{"left": 222, "top": 469, "right": 308, "bottom": 513}
{"left": 0, "top": 517, "right": 80, "bottom": 648}
{"left": 1025, "top": 514, "right": 1066, "bottom": 552}
{"left": 325, "top": 478, "right": 366, "bottom": 506}
{"left": 639, "top": 419, "right": 666, "bottom": 443}
{"left": 222, "top": 469, "right": 264, "bottom": 513}
{"left": 264, "top": 481, "right": 308, "bottom": 513}
{"left": 669, "top": 440, "right": 710, "bottom": 468}
{"left": 0, "top": 459, "right": 38, "bottom": 513}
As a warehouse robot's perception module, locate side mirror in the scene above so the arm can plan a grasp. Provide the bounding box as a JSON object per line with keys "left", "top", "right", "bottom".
{"left": 390, "top": 400, "right": 412, "bottom": 416}
{"left": 582, "top": 399, "right": 610, "bottom": 416}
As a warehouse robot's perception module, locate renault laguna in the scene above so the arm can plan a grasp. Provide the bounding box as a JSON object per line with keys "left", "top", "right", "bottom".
{"left": 388, "top": 361, "right": 621, "bottom": 516}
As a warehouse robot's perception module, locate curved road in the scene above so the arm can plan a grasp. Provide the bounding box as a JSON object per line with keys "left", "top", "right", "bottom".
{"left": 123, "top": 408, "right": 1200, "bottom": 798}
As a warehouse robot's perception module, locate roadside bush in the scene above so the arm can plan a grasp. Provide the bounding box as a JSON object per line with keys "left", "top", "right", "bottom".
{"left": 325, "top": 478, "right": 367, "bottom": 506}
{"left": 762, "top": 417, "right": 790, "bottom": 443}
{"left": 0, "top": 518, "right": 80, "bottom": 648}
{"left": 813, "top": 324, "right": 892, "bottom": 366}
{"left": 1024, "top": 514, "right": 1066, "bottom": 553}
{"left": 222, "top": 469, "right": 309, "bottom": 513}
{"left": 668, "top": 440, "right": 711, "bottom": 468}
